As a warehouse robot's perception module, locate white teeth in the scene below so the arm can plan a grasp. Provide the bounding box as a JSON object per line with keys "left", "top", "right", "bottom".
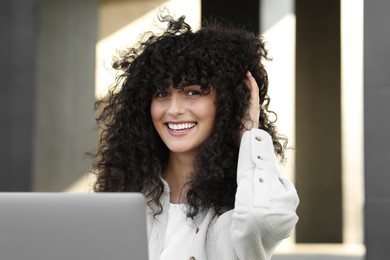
{"left": 168, "top": 122, "right": 196, "bottom": 130}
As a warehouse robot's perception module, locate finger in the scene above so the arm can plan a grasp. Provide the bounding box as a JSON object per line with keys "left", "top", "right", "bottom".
{"left": 245, "top": 71, "right": 259, "bottom": 105}
{"left": 242, "top": 71, "right": 260, "bottom": 131}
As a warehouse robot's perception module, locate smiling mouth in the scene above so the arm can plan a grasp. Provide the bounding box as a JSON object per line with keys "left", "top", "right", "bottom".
{"left": 166, "top": 122, "right": 197, "bottom": 131}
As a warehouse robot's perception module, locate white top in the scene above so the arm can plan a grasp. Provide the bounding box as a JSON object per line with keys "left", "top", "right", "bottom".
{"left": 146, "top": 129, "right": 300, "bottom": 260}
{"left": 160, "top": 203, "right": 194, "bottom": 260}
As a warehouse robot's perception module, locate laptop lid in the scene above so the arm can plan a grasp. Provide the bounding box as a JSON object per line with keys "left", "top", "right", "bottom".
{"left": 0, "top": 192, "right": 149, "bottom": 260}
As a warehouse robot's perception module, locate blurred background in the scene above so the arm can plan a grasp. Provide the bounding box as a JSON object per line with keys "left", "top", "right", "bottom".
{"left": 1, "top": 0, "right": 389, "bottom": 259}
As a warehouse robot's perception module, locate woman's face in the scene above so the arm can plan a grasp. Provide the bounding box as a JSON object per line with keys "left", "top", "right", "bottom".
{"left": 151, "top": 85, "right": 216, "bottom": 155}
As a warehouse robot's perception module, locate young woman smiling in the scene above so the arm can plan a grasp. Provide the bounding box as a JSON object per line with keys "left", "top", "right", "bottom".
{"left": 92, "top": 14, "right": 299, "bottom": 260}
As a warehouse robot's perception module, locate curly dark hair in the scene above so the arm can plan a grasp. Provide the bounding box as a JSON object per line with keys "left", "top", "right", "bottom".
{"left": 92, "top": 15, "right": 287, "bottom": 218}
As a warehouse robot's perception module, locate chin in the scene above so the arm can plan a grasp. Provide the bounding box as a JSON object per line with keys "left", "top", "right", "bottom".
{"left": 166, "top": 144, "right": 197, "bottom": 154}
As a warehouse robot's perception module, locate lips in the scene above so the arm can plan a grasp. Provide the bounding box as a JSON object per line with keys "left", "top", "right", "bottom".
{"left": 167, "top": 122, "right": 197, "bottom": 131}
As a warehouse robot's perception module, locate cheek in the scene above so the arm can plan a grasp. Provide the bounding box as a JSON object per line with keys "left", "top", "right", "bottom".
{"left": 209, "top": 109, "right": 217, "bottom": 128}
{"left": 202, "top": 102, "right": 217, "bottom": 126}
{"left": 151, "top": 100, "right": 160, "bottom": 114}
{"left": 150, "top": 102, "right": 161, "bottom": 124}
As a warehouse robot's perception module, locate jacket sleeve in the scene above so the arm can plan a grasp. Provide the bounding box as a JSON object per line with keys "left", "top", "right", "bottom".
{"left": 231, "top": 128, "right": 299, "bottom": 259}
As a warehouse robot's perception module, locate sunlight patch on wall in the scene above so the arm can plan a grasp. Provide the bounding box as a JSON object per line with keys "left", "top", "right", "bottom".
{"left": 95, "top": 0, "right": 201, "bottom": 100}
{"left": 262, "top": 13, "right": 296, "bottom": 184}
{"left": 341, "top": 0, "right": 364, "bottom": 245}
{"left": 64, "top": 173, "right": 96, "bottom": 193}
{"left": 261, "top": 12, "right": 296, "bottom": 250}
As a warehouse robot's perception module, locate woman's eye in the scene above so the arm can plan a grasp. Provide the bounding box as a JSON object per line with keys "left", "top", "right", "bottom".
{"left": 187, "top": 90, "right": 201, "bottom": 96}
{"left": 155, "top": 91, "right": 168, "bottom": 98}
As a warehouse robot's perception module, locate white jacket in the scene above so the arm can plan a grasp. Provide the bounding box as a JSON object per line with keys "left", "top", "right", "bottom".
{"left": 146, "top": 129, "right": 299, "bottom": 260}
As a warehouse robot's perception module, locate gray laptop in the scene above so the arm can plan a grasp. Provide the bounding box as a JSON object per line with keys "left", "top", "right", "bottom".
{"left": 0, "top": 192, "right": 149, "bottom": 260}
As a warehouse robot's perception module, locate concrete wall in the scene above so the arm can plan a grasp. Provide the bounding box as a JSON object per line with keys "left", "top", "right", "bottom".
{"left": 0, "top": 0, "right": 38, "bottom": 191}
{"left": 295, "top": 0, "right": 342, "bottom": 243}
{"left": 0, "top": 0, "right": 97, "bottom": 192}
{"left": 201, "top": 0, "right": 259, "bottom": 33}
{"left": 364, "top": 0, "right": 390, "bottom": 258}
{"left": 33, "top": 0, "right": 98, "bottom": 191}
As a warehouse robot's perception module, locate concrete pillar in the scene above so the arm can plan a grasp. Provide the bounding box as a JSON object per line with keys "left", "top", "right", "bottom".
{"left": 260, "top": 0, "right": 296, "bottom": 246}
{"left": 33, "top": 0, "right": 98, "bottom": 191}
{"left": 0, "top": 0, "right": 39, "bottom": 191}
{"left": 295, "top": 0, "right": 342, "bottom": 243}
{"left": 364, "top": 0, "right": 390, "bottom": 258}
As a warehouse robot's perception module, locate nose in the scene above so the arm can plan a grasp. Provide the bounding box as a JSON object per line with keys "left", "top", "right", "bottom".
{"left": 167, "top": 93, "right": 185, "bottom": 116}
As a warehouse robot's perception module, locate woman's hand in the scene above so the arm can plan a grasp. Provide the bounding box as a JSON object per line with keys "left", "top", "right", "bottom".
{"left": 241, "top": 71, "right": 260, "bottom": 136}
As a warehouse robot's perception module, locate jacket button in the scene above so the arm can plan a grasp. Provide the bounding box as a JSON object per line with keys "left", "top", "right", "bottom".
{"left": 195, "top": 227, "right": 199, "bottom": 233}
{"left": 190, "top": 257, "right": 196, "bottom": 260}
{"left": 257, "top": 155, "right": 263, "bottom": 160}
{"left": 259, "top": 177, "right": 264, "bottom": 183}
{"left": 255, "top": 136, "right": 262, "bottom": 141}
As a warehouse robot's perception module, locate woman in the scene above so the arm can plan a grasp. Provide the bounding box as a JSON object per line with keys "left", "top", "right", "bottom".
{"left": 92, "top": 14, "right": 299, "bottom": 260}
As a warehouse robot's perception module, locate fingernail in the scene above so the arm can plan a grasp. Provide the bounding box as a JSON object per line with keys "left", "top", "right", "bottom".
{"left": 246, "top": 71, "right": 252, "bottom": 77}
